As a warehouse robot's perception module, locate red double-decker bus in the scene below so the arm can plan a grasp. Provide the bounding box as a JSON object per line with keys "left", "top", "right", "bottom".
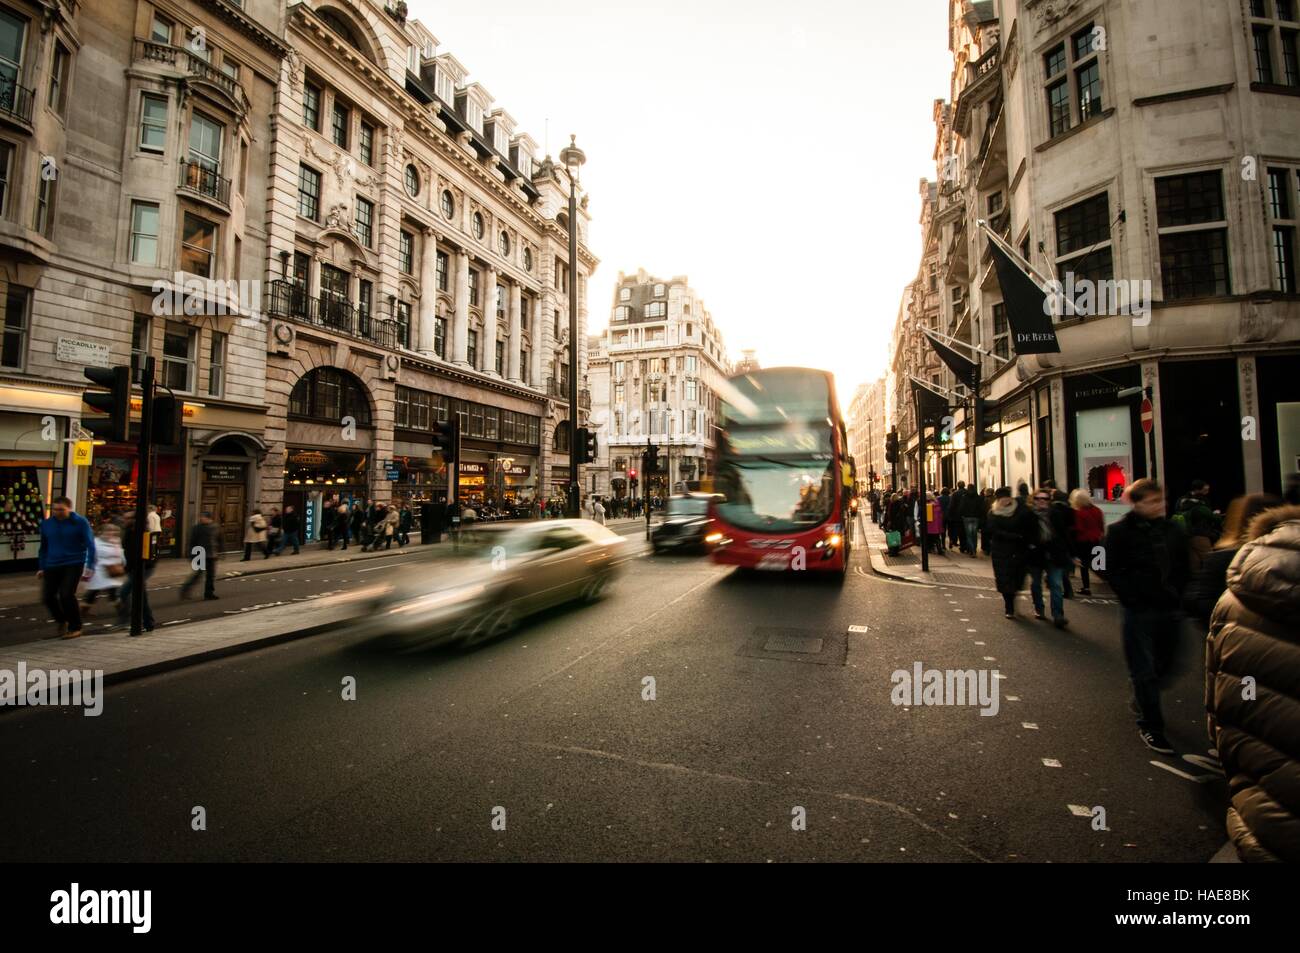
{"left": 707, "top": 367, "right": 854, "bottom": 577}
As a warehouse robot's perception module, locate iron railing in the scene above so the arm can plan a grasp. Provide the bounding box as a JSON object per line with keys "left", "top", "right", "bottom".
{"left": 135, "top": 40, "right": 251, "bottom": 113}
{"left": 0, "top": 76, "right": 34, "bottom": 125}
{"left": 179, "top": 159, "right": 231, "bottom": 206}
{"left": 266, "top": 280, "right": 404, "bottom": 349}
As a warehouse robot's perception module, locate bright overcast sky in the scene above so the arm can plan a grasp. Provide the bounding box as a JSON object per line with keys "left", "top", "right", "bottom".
{"left": 411, "top": 0, "right": 952, "bottom": 403}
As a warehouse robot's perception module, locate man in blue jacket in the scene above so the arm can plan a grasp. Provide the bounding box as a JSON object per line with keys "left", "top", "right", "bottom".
{"left": 37, "top": 496, "right": 96, "bottom": 640}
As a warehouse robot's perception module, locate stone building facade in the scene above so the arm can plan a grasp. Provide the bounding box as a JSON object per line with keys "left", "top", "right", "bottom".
{"left": 588, "top": 269, "right": 729, "bottom": 500}
{"left": 888, "top": 0, "right": 1300, "bottom": 515}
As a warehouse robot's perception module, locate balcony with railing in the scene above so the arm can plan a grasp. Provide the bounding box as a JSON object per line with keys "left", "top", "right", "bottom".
{"left": 178, "top": 159, "right": 232, "bottom": 208}
{"left": 953, "top": 43, "right": 1000, "bottom": 136}
{"left": 134, "top": 40, "right": 252, "bottom": 114}
{"left": 0, "top": 76, "right": 34, "bottom": 127}
{"left": 266, "top": 280, "right": 405, "bottom": 350}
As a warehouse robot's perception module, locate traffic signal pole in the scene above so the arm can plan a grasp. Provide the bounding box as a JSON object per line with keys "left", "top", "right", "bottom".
{"left": 644, "top": 437, "right": 651, "bottom": 541}
{"left": 130, "top": 356, "right": 155, "bottom": 637}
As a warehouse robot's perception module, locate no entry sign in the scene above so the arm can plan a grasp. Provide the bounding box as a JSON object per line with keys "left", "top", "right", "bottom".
{"left": 1140, "top": 397, "right": 1154, "bottom": 434}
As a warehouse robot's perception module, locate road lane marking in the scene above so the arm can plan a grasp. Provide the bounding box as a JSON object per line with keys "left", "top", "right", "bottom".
{"left": 1150, "top": 761, "right": 1216, "bottom": 783}
{"left": 1042, "top": 758, "right": 1062, "bottom": 768}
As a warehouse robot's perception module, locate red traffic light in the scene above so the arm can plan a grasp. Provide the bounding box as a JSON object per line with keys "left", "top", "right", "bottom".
{"left": 628, "top": 468, "right": 638, "bottom": 478}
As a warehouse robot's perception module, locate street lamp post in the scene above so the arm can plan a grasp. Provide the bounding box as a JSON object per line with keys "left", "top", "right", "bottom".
{"left": 560, "top": 135, "right": 585, "bottom": 518}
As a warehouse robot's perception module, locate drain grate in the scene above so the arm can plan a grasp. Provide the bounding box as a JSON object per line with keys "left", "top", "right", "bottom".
{"left": 739, "top": 627, "right": 846, "bottom": 666}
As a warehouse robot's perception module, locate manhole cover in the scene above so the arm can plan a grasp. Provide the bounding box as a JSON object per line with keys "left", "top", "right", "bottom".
{"left": 763, "top": 634, "right": 824, "bottom": 654}
{"left": 739, "top": 627, "right": 846, "bottom": 666}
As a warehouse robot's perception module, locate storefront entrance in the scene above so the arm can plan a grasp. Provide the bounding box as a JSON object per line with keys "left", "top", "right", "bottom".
{"left": 200, "top": 462, "right": 248, "bottom": 553}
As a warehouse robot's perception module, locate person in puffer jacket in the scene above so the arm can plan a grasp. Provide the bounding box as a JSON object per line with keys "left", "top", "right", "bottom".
{"left": 1205, "top": 504, "right": 1300, "bottom": 863}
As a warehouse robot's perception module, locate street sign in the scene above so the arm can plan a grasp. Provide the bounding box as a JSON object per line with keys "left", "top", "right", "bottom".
{"left": 1140, "top": 398, "right": 1154, "bottom": 434}
{"left": 72, "top": 441, "right": 94, "bottom": 467}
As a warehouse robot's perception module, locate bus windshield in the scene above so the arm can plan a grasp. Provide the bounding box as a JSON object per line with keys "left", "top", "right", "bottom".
{"left": 715, "top": 456, "right": 836, "bottom": 533}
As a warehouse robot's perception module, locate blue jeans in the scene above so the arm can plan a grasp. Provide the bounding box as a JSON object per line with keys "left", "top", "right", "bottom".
{"left": 276, "top": 531, "right": 300, "bottom": 554}
{"left": 1029, "top": 565, "right": 1065, "bottom": 619}
{"left": 1122, "top": 608, "right": 1181, "bottom": 733}
{"left": 963, "top": 517, "right": 979, "bottom": 553}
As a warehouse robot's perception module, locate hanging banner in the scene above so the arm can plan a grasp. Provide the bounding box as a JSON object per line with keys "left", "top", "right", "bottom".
{"left": 72, "top": 441, "right": 94, "bottom": 467}
{"left": 985, "top": 227, "right": 1061, "bottom": 355}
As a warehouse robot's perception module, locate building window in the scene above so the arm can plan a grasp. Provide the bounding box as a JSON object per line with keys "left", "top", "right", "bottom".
{"left": 188, "top": 112, "right": 223, "bottom": 173}
{"left": 495, "top": 339, "right": 504, "bottom": 374}
{"left": 496, "top": 284, "right": 506, "bottom": 318}
{"left": 1043, "top": 22, "right": 1104, "bottom": 138}
{"left": 619, "top": 287, "right": 631, "bottom": 302}
{"left": 404, "top": 164, "right": 419, "bottom": 197}
{"left": 553, "top": 423, "right": 570, "bottom": 452}
{"left": 1267, "top": 167, "right": 1298, "bottom": 293}
{"left": 353, "top": 196, "right": 373, "bottom": 247}
{"left": 1251, "top": 1, "right": 1300, "bottom": 87}
{"left": 434, "top": 316, "right": 446, "bottom": 358}
{"left": 0, "top": 140, "right": 11, "bottom": 216}
{"left": 162, "top": 321, "right": 197, "bottom": 393}
{"left": 331, "top": 101, "right": 350, "bottom": 148}
{"left": 33, "top": 174, "right": 55, "bottom": 236}
{"left": 136, "top": 93, "right": 167, "bottom": 154}
{"left": 297, "top": 164, "right": 321, "bottom": 221}
{"left": 440, "top": 189, "right": 454, "bottom": 219}
{"left": 468, "top": 269, "right": 479, "bottom": 306}
{"left": 130, "top": 314, "right": 149, "bottom": 384}
{"left": 467, "top": 329, "right": 478, "bottom": 367}
{"left": 1156, "top": 170, "right": 1230, "bottom": 300}
{"left": 359, "top": 122, "right": 374, "bottom": 166}
{"left": 685, "top": 379, "right": 697, "bottom": 401}
{"left": 436, "top": 250, "right": 448, "bottom": 291}
{"left": 654, "top": 283, "right": 665, "bottom": 297}
{"left": 150, "top": 13, "right": 173, "bottom": 44}
{"left": 499, "top": 230, "right": 510, "bottom": 257}
{"left": 302, "top": 82, "right": 321, "bottom": 131}
{"left": 2, "top": 286, "right": 28, "bottom": 370}
{"left": 395, "top": 300, "right": 411, "bottom": 349}
{"left": 220, "top": 58, "right": 239, "bottom": 83}
{"left": 992, "top": 302, "right": 1011, "bottom": 359}
{"left": 645, "top": 301, "right": 666, "bottom": 318}
{"left": 1053, "top": 191, "right": 1113, "bottom": 302}
{"left": 180, "top": 213, "right": 216, "bottom": 277}
{"left": 289, "top": 367, "right": 372, "bottom": 425}
{"left": 472, "top": 210, "right": 484, "bottom": 239}
{"left": 614, "top": 306, "right": 630, "bottom": 321}
{"left": 399, "top": 230, "right": 413, "bottom": 274}
{"left": 48, "top": 42, "right": 69, "bottom": 115}
{"left": 520, "top": 349, "right": 530, "bottom": 385}
{"left": 523, "top": 246, "right": 533, "bottom": 272}
{"left": 614, "top": 382, "right": 625, "bottom": 404}
{"left": 208, "top": 330, "right": 226, "bottom": 397}
{"left": 521, "top": 296, "right": 530, "bottom": 331}
{"left": 130, "top": 201, "right": 160, "bottom": 265}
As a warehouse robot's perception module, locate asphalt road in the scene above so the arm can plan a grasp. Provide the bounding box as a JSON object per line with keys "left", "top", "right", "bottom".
{"left": 0, "top": 516, "right": 1228, "bottom": 862}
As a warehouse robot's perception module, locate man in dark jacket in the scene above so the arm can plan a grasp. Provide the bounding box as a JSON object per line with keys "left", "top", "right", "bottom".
{"left": 180, "top": 512, "right": 220, "bottom": 600}
{"left": 986, "top": 486, "right": 1038, "bottom": 619}
{"left": 1205, "top": 504, "right": 1300, "bottom": 862}
{"left": 960, "top": 484, "right": 984, "bottom": 556}
{"left": 37, "top": 496, "right": 97, "bottom": 640}
{"left": 1101, "top": 479, "right": 1189, "bottom": 754}
{"left": 279, "top": 504, "right": 301, "bottom": 555}
{"left": 1026, "top": 488, "right": 1073, "bottom": 628}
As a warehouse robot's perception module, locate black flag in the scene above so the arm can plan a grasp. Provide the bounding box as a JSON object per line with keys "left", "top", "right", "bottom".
{"left": 986, "top": 233, "right": 1061, "bottom": 354}
{"left": 922, "top": 329, "right": 979, "bottom": 390}
{"left": 910, "top": 377, "right": 951, "bottom": 428}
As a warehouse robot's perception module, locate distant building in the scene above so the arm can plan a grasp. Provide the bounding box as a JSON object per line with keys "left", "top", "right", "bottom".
{"left": 733, "top": 350, "right": 760, "bottom": 375}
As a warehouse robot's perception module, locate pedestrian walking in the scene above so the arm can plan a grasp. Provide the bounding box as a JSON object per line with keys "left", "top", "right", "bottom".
{"left": 979, "top": 487, "right": 995, "bottom": 554}
{"left": 1068, "top": 489, "right": 1105, "bottom": 595}
{"left": 350, "top": 500, "right": 368, "bottom": 548}
{"left": 925, "top": 491, "right": 945, "bottom": 554}
{"left": 383, "top": 505, "right": 399, "bottom": 549}
{"left": 278, "top": 504, "right": 301, "bottom": 555}
{"left": 266, "top": 507, "right": 283, "bottom": 555}
{"left": 145, "top": 504, "right": 162, "bottom": 534}
{"left": 593, "top": 497, "right": 606, "bottom": 525}
{"left": 242, "top": 508, "right": 269, "bottom": 561}
{"left": 1100, "top": 479, "right": 1189, "bottom": 755}
{"left": 37, "top": 496, "right": 97, "bottom": 641}
{"left": 1205, "top": 503, "right": 1300, "bottom": 862}
{"left": 1026, "top": 487, "right": 1072, "bottom": 628}
{"left": 987, "top": 486, "right": 1037, "bottom": 619}
{"left": 1175, "top": 479, "right": 1221, "bottom": 572}
{"left": 180, "top": 511, "right": 220, "bottom": 601}
{"left": 398, "top": 503, "right": 413, "bottom": 546}
{"left": 333, "top": 502, "right": 351, "bottom": 550}
{"left": 115, "top": 513, "right": 156, "bottom": 633}
{"left": 960, "top": 483, "right": 983, "bottom": 555}
{"left": 81, "top": 522, "right": 125, "bottom": 617}
{"left": 1183, "top": 493, "right": 1281, "bottom": 626}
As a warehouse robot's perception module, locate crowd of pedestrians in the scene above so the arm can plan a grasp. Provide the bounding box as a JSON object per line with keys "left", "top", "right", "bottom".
{"left": 865, "top": 472, "right": 1300, "bottom": 861}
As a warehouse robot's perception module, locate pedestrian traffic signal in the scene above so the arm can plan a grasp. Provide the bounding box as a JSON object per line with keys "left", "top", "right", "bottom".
{"left": 82, "top": 365, "right": 131, "bottom": 442}
{"left": 574, "top": 427, "right": 598, "bottom": 464}
{"left": 645, "top": 444, "right": 660, "bottom": 473}
{"left": 973, "top": 397, "right": 998, "bottom": 446}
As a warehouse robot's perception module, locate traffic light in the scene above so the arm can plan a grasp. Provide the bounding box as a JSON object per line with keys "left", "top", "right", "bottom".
{"left": 431, "top": 417, "right": 460, "bottom": 454}
{"left": 574, "top": 427, "right": 597, "bottom": 465}
{"left": 152, "top": 394, "right": 183, "bottom": 447}
{"left": 83, "top": 365, "right": 131, "bottom": 442}
{"left": 645, "top": 444, "right": 660, "bottom": 473}
{"left": 884, "top": 430, "right": 899, "bottom": 465}
{"left": 973, "top": 397, "right": 998, "bottom": 446}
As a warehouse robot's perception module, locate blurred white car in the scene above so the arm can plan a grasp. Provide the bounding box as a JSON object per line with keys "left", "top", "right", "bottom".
{"left": 347, "top": 519, "right": 626, "bottom": 649}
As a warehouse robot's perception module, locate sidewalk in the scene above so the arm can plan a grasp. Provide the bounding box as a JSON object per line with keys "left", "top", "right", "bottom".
{"left": 0, "top": 532, "right": 430, "bottom": 603}
{"left": 860, "top": 514, "right": 1114, "bottom": 598}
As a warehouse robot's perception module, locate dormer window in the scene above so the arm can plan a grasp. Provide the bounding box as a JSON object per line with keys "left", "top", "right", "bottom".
{"left": 619, "top": 288, "right": 631, "bottom": 302}
{"left": 654, "top": 283, "right": 665, "bottom": 297}
{"left": 493, "top": 126, "right": 509, "bottom": 155}
{"left": 515, "top": 152, "right": 532, "bottom": 178}
{"left": 407, "top": 46, "right": 419, "bottom": 73}
{"left": 464, "top": 99, "right": 483, "bottom": 132}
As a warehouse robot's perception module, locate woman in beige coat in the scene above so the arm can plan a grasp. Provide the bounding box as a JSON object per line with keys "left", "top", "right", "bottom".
{"left": 243, "top": 509, "right": 269, "bottom": 561}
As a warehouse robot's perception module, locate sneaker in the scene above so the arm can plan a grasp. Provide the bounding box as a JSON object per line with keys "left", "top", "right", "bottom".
{"left": 1139, "top": 729, "right": 1174, "bottom": 755}
{"left": 1053, "top": 617, "right": 1069, "bottom": 629}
